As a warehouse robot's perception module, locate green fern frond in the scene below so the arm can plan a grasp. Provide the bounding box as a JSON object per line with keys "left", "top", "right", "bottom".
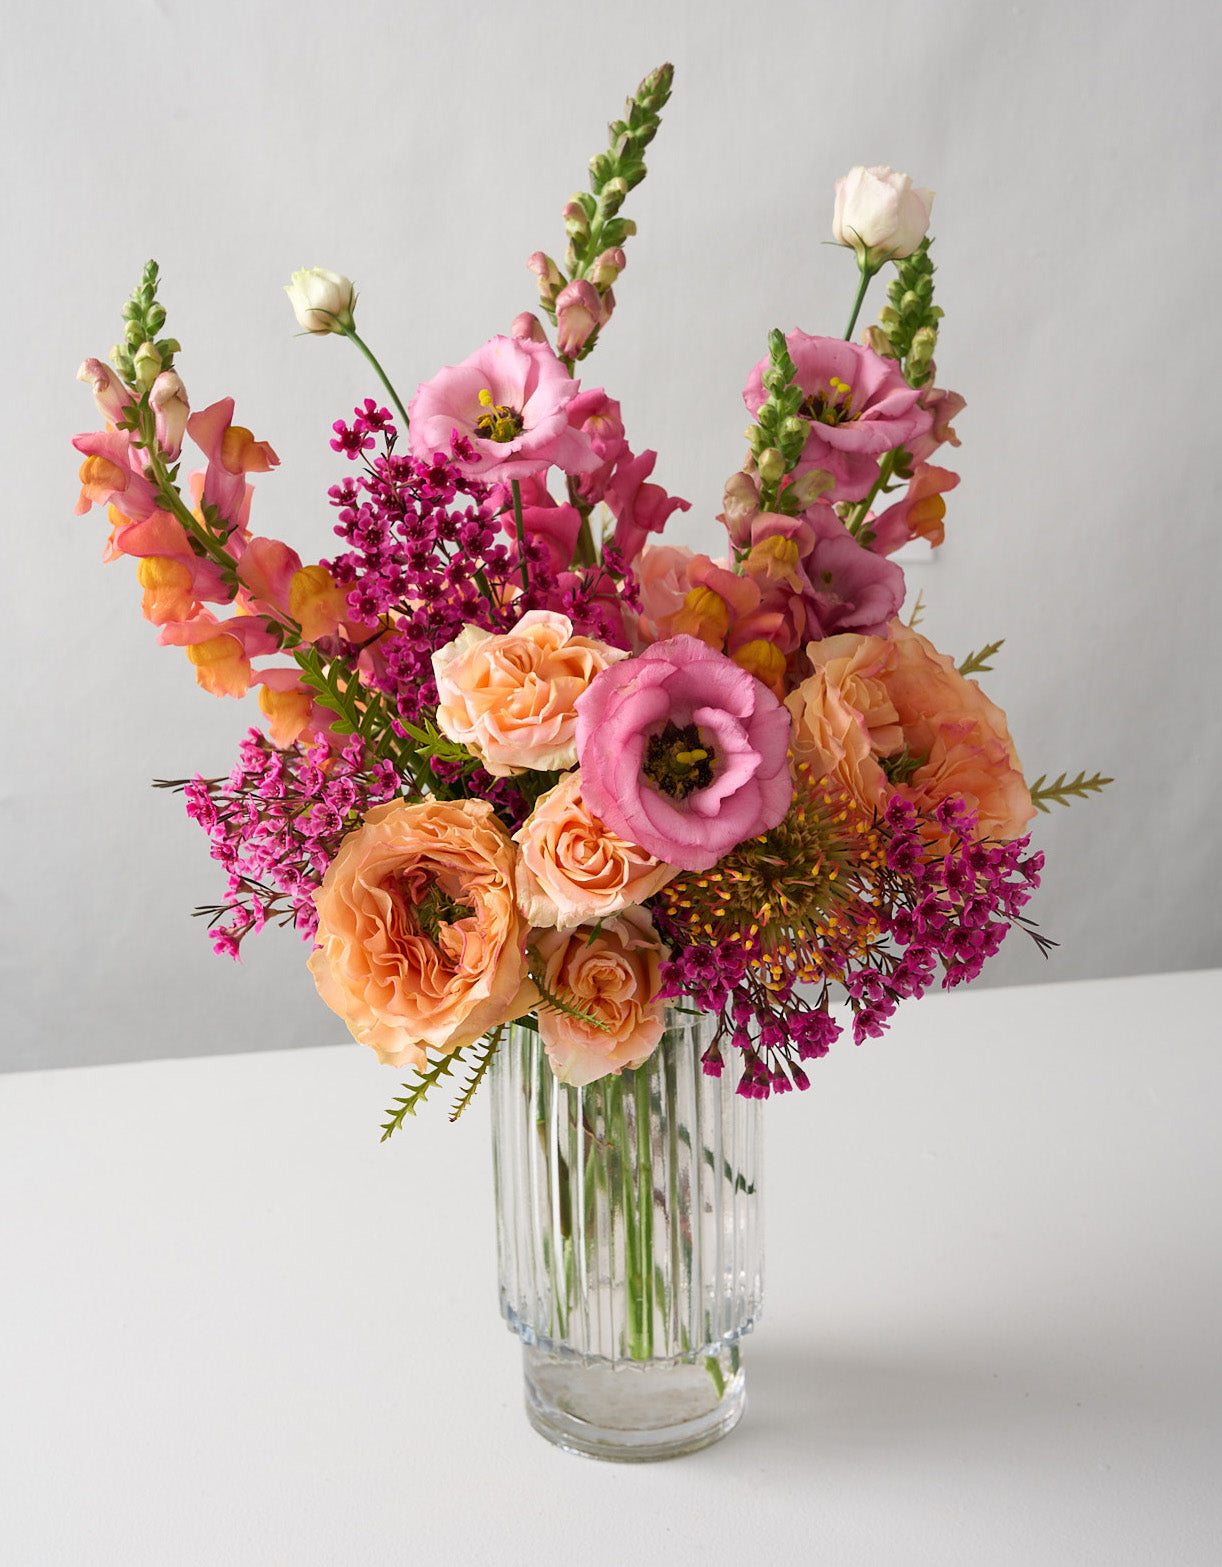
{"left": 449, "top": 1030, "right": 502, "bottom": 1123}
{"left": 380, "top": 1052, "right": 461, "bottom": 1141}
{"left": 1028, "top": 770, "right": 1113, "bottom": 813}
{"left": 958, "top": 639, "right": 1005, "bottom": 677}
{"left": 528, "top": 961, "right": 613, "bottom": 1033}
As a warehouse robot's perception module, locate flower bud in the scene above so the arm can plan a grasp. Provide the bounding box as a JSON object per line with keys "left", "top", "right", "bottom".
{"left": 907, "top": 324, "right": 938, "bottom": 379}
{"left": 526, "top": 251, "right": 565, "bottom": 309}
{"left": 133, "top": 340, "right": 162, "bottom": 391}
{"left": 149, "top": 370, "right": 190, "bottom": 458}
{"left": 510, "top": 311, "right": 548, "bottom": 344}
{"left": 562, "top": 199, "right": 590, "bottom": 240}
{"left": 756, "top": 447, "right": 786, "bottom": 485}
{"left": 588, "top": 247, "right": 627, "bottom": 291}
{"left": 861, "top": 324, "right": 896, "bottom": 358}
{"left": 832, "top": 165, "right": 934, "bottom": 266}
{"left": 284, "top": 267, "right": 356, "bottom": 334}
{"left": 77, "top": 357, "right": 132, "bottom": 425}
{"left": 554, "top": 279, "right": 602, "bottom": 359}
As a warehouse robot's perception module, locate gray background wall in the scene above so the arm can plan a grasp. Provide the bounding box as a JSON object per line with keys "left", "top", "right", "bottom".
{"left": 3, "top": 0, "right": 1218, "bottom": 1071}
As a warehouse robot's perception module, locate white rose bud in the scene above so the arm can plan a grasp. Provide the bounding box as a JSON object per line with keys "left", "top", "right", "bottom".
{"left": 832, "top": 166, "right": 934, "bottom": 265}
{"left": 284, "top": 267, "right": 357, "bottom": 334}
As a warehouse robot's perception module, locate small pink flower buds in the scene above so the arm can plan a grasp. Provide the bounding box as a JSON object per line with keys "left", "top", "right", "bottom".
{"left": 588, "top": 247, "right": 627, "bottom": 290}
{"left": 150, "top": 370, "right": 190, "bottom": 458}
{"left": 526, "top": 252, "right": 565, "bottom": 311}
{"left": 555, "top": 279, "right": 603, "bottom": 359}
{"left": 77, "top": 358, "right": 132, "bottom": 424}
{"left": 833, "top": 166, "right": 934, "bottom": 267}
{"left": 284, "top": 267, "right": 356, "bottom": 334}
{"left": 510, "top": 311, "right": 548, "bottom": 344}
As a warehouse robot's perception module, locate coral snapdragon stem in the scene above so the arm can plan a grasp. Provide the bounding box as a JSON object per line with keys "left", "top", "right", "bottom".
{"left": 341, "top": 327, "right": 411, "bottom": 431}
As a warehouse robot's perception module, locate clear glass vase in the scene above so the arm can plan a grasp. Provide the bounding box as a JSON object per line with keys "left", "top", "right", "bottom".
{"left": 489, "top": 1009, "right": 764, "bottom": 1461}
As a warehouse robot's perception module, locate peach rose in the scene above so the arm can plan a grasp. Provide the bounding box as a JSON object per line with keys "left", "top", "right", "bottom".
{"left": 535, "top": 908, "right": 667, "bottom": 1086}
{"left": 308, "top": 798, "right": 537, "bottom": 1068}
{"left": 513, "top": 769, "right": 678, "bottom": 931}
{"left": 879, "top": 622, "right": 1034, "bottom": 843}
{"left": 785, "top": 663, "right": 888, "bottom": 814}
{"left": 432, "top": 609, "right": 627, "bottom": 777}
{"left": 789, "top": 623, "right": 1033, "bottom": 844}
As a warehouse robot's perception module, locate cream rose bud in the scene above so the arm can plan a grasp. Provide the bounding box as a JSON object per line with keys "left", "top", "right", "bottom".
{"left": 832, "top": 166, "right": 934, "bottom": 264}
{"left": 513, "top": 770, "right": 678, "bottom": 931}
{"left": 284, "top": 267, "right": 356, "bottom": 334}
{"left": 432, "top": 611, "right": 628, "bottom": 778}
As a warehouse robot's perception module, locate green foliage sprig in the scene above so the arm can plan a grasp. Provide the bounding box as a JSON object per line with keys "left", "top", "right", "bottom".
{"left": 958, "top": 639, "right": 1005, "bottom": 677}
{"left": 1028, "top": 771, "right": 1114, "bottom": 812}
{"left": 745, "top": 330, "right": 810, "bottom": 513}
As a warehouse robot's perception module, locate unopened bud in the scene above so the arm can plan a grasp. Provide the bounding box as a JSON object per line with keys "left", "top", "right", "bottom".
{"left": 908, "top": 324, "right": 938, "bottom": 376}
{"left": 526, "top": 251, "right": 565, "bottom": 307}
{"left": 588, "top": 247, "right": 627, "bottom": 290}
{"left": 756, "top": 447, "right": 785, "bottom": 485}
{"left": 133, "top": 340, "right": 163, "bottom": 391}
{"left": 862, "top": 324, "right": 896, "bottom": 359}
{"left": 562, "top": 198, "right": 590, "bottom": 239}
{"left": 510, "top": 311, "right": 548, "bottom": 344}
{"left": 149, "top": 370, "right": 190, "bottom": 458}
{"left": 284, "top": 267, "right": 356, "bottom": 335}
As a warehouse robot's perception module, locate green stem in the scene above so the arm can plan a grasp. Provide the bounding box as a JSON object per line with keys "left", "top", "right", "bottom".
{"left": 846, "top": 449, "right": 898, "bottom": 538}
{"left": 632, "top": 1066, "right": 655, "bottom": 1360}
{"left": 341, "top": 326, "right": 411, "bottom": 430}
{"left": 510, "top": 479, "right": 529, "bottom": 592}
{"left": 843, "top": 260, "right": 878, "bottom": 341}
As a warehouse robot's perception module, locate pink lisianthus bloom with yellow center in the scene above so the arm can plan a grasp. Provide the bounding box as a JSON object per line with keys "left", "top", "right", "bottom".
{"left": 407, "top": 335, "right": 601, "bottom": 484}
{"left": 513, "top": 769, "right": 679, "bottom": 931}
{"left": 575, "top": 635, "right": 793, "bottom": 873}
{"left": 787, "top": 623, "right": 1034, "bottom": 845}
{"left": 308, "top": 798, "right": 537, "bottom": 1069}
{"left": 433, "top": 610, "right": 627, "bottom": 778}
{"left": 743, "top": 332, "right": 932, "bottom": 502}
{"left": 534, "top": 907, "right": 667, "bottom": 1086}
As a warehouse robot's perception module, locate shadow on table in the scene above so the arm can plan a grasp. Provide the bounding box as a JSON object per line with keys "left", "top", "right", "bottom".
{"left": 729, "top": 1329, "right": 1184, "bottom": 1462}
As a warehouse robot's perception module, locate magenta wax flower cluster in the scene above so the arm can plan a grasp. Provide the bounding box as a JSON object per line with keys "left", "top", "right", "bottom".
{"left": 71, "top": 64, "right": 1107, "bottom": 1126}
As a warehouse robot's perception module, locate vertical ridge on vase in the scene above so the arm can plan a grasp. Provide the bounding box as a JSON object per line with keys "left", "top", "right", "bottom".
{"left": 490, "top": 1010, "right": 764, "bottom": 1460}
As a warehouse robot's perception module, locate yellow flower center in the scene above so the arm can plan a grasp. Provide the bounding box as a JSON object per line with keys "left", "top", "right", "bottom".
{"left": 474, "top": 387, "right": 525, "bottom": 443}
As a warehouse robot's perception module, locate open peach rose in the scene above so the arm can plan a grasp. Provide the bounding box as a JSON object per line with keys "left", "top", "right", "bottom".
{"left": 513, "top": 769, "right": 678, "bottom": 931}
{"left": 535, "top": 908, "right": 667, "bottom": 1087}
{"left": 788, "top": 622, "right": 1033, "bottom": 845}
{"left": 879, "top": 622, "right": 1034, "bottom": 843}
{"left": 432, "top": 609, "right": 627, "bottom": 777}
{"left": 308, "top": 798, "right": 537, "bottom": 1068}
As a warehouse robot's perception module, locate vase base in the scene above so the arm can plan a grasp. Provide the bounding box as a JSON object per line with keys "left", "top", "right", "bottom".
{"left": 521, "top": 1344, "right": 746, "bottom": 1462}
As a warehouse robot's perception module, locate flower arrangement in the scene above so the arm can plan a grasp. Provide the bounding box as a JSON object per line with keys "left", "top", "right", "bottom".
{"left": 72, "top": 64, "right": 1108, "bottom": 1131}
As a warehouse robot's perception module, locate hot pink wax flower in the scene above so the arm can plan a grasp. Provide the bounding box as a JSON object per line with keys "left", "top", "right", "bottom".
{"left": 575, "top": 635, "right": 793, "bottom": 872}
{"left": 408, "top": 335, "right": 601, "bottom": 484}
{"left": 743, "top": 333, "right": 931, "bottom": 502}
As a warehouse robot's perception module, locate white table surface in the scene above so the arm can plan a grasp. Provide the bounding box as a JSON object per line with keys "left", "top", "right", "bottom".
{"left": 3, "top": 970, "right": 1220, "bottom": 1566}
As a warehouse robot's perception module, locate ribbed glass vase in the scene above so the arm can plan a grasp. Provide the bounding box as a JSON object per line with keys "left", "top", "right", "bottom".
{"left": 489, "top": 1009, "right": 763, "bottom": 1461}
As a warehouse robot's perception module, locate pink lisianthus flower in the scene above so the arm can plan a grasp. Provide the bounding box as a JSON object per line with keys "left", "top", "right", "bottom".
{"left": 575, "top": 635, "right": 793, "bottom": 873}
{"left": 743, "top": 332, "right": 932, "bottom": 502}
{"left": 605, "top": 448, "right": 692, "bottom": 565}
{"left": 407, "top": 335, "right": 601, "bottom": 485}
